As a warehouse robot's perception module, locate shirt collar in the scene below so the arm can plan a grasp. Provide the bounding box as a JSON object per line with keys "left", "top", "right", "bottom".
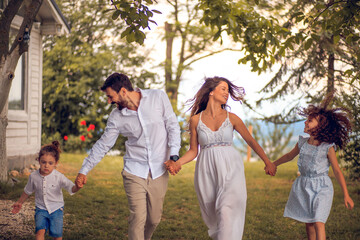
{"left": 37, "top": 169, "right": 56, "bottom": 178}
{"left": 119, "top": 88, "right": 146, "bottom": 116}
{"left": 136, "top": 88, "right": 148, "bottom": 98}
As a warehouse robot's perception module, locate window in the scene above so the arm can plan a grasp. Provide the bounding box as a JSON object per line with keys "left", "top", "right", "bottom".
{"left": 8, "top": 27, "right": 26, "bottom": 110}
{"left": 8, "top": 54, "right": 25, "bottom": 110}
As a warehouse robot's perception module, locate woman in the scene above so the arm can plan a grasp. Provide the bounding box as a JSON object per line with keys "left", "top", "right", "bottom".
{"left": 165, "top": 77, "right": 276, "bottom": 239}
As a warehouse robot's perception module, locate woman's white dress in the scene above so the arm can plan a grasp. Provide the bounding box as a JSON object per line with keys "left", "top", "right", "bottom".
{"left": 194, "top": 111, "right": 247, "bottom": 240}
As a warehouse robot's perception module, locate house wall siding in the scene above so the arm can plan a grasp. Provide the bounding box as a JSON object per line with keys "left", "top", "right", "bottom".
{"left": 6, "top": 27, "right": 42, "bottom": 169}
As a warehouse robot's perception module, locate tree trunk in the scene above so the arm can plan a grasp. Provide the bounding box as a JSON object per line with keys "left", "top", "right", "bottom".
{"left": 165, "top": 22, "right": 173, "bottom": 85}
{"left": 0, "top": 106, "right": 8, "bottom": 182}
{"left": 0, "top": 50, "right": 20, "bottom": 183}
{"left": 165, "top": 22, "right": 178, "bottom": 111}
{"left": 327, "top": 37, "right": 335, "bottom": 94}
{"left": 0, "top": 0, "right": 43, "bottom": 183}
{"left": 0, "top": 52, "right": 19, "bottom": 183}
{"left": 0, "top": 56, "right": 17, "bottom": 113}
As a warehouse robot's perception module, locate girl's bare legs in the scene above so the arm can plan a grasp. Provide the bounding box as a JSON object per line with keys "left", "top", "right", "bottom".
{"left": 306, "top": 222, "right": 326, "bottom": 240}
{"left": 54, "top": 237, "right": 63, "bottom": 240}
{"left": 36, "top": 229, "right": 45, "bottom": 240}
{"left": 306, "top": 223, "right": 316, "bottom": 240}
{"left": 314, "top": 222, "right": 326, "bottom": 240}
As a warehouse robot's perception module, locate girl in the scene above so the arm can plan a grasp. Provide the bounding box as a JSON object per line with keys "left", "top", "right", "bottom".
{"left": 165, "top": 77, "right": 276, "bottom": 239}
{"left": 273, "top": 94, "right": 354, "bottom": 240}
{"left": 12, "top": 141, "right": 80, "bottom": 240}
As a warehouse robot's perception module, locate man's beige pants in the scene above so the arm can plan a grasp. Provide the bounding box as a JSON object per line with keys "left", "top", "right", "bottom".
{"left": 122, "top": 170, "right": 169, "bottom": 240}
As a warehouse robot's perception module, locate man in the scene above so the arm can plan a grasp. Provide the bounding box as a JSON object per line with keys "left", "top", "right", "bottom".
{"left": 75, "top": 73, "right": 181, "bottom": 240}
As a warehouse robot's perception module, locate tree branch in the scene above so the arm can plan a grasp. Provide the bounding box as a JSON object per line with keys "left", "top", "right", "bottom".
{"left": 0, "top": 0, "right": 23, "bottom": 60}
{"left": 311, "top": 1, "right": 348, "bottom": 26}
{"left": 9, "top": 0, "right": 43, "bottom": 56}
{"left": 184, "top": 48, "right": 242, "bottom": 68}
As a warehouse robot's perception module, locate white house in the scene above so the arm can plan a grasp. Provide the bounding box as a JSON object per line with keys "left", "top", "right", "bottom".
{"left": 1, "top": 0, "right": 70, "bottom": 170}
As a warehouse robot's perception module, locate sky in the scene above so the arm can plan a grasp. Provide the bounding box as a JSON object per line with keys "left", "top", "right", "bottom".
{"left": 138, "top": 1, "right": 307, "bottom": 150}
{"left": 141, "top": 1, "right": 302, "bottom": 122}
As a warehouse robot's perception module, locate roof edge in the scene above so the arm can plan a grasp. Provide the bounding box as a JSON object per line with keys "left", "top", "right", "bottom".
{"left": 49, "top": 0, "right": 71, "bottom": 32}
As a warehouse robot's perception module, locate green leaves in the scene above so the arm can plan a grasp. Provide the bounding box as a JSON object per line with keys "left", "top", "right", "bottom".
{"left": 112, "top": 9, "right": 121, "bottom": 20}
{"left": 109, "top": 0, "right": 161, "bottom": 44}
{"left": 120, "top": 26, "right": 146, "bottom": 44}
{"left": 304, "top": 38, "right": 313, "bottom": 50}
{"left": 42, "top": 0, "right": 158, "bottom": 146}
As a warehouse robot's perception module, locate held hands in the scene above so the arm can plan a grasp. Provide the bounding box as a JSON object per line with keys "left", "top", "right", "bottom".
{"left": 264, "top": 162, "right": 277, "bottom": 176}
{"left": 164, "top": 160, "right": 181, "bottom": 176}
{"left": 75, "top": 173, "right": 87, "bottom": 188}
{"left": 12, "top": 202, "right": 22, "bottom": 214}
{"left": 72, "top": 184, "right": 81, "bottom": 193}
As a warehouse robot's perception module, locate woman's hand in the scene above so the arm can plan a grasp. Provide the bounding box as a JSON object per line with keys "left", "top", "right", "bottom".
{"left": 164, "top": 160, "right": 181, "bottom": 175}
{"left": 264, "top": 162, "right": 277, "bottom": 176}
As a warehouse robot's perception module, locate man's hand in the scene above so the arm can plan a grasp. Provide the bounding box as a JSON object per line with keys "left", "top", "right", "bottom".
{"left": 75, "top": 173, "right": 87, "bottom": 188}
{"left": 164, "top": 160, "right": 181, "bottom": 176}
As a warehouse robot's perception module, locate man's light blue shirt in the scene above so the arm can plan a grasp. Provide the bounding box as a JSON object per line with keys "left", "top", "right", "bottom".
{"left": 79, "top": 88, "right": 181, "bottom": 179}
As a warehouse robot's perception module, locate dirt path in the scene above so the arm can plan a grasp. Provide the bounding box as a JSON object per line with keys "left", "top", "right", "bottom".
{"left": 0, "top": 200, "right": 34, "bottom": 240}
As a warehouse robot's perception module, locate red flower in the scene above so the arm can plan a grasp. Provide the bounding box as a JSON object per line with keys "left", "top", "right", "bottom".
{"left": 87, "top": 124, "right": 95, "bottom": 131}
{"left": 80, "top": 120, "right": 86, "bottom": 126}
{"left": 80, "top": 135, "right": 86, "bottom": 141}
{"left": 64, "top": 136, "right": 68, "bottom": 141}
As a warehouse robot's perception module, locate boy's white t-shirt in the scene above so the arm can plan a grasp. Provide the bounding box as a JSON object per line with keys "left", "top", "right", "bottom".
{"left": 24, "top": 169, "right": 75, "bottom": 214}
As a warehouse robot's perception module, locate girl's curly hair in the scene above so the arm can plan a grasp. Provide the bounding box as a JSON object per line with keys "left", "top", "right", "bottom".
{"left": 37, "top": 141, "right": 62, "bottom": 162}
{"left": 299, "top": 92, "right": 352, "bottom": 149}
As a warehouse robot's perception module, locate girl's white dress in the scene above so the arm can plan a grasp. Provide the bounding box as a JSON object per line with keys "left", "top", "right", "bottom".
{"left": 284, "top": 136, "right": 334, "bottom": 223}
{"left": 195, "top": 111, "right": 246, "bottom": 240}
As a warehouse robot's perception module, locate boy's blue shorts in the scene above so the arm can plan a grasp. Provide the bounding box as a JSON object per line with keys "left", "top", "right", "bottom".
{"left": 35, "top": 207, "right": 64, "bottom": 237}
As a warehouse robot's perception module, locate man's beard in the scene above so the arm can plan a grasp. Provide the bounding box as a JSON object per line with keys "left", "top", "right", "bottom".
{"left": 113, "top": 101, "right": 126, "bottom": 110}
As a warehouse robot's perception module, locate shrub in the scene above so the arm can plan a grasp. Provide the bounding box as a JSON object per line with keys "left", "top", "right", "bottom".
{"left": 342, "top": 140, "right": 360, "bottom": 180}
{"left": 339, "top": 90, "right": 360, "bottom": 180}
{"left": 62, "top": 120, "right": 96, "bottom": 153}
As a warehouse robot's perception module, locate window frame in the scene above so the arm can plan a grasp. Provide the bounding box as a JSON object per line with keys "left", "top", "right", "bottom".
{"left": 8, "top": 53, "right": 27, "bottom": 111}
{"left": 8, "top": 25, "right": 29, "bottom": 121}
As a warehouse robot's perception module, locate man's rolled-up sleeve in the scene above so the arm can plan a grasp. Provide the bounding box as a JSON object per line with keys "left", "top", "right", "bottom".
{"left": 160, "top": 91, "right": 181, "bottom": 156}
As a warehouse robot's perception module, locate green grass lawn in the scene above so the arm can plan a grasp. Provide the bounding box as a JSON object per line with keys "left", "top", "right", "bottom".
{"left": 2, "top": 153, "right": 360, "bottom": 240}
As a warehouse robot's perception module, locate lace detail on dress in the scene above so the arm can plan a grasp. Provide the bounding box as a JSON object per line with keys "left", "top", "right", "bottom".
{"left": 201, "top": 142, "right": 232, "bottom": 149}
{"left": 197, "top": 111, "right": 233, "bottom": 145}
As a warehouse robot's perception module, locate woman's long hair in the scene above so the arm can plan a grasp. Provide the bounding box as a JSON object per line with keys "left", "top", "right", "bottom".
{"left": 299, "top": 92, "right": 352, "bottom": 149}
{"left": 187, "top": 77, "right": 245, "bottom": 117}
